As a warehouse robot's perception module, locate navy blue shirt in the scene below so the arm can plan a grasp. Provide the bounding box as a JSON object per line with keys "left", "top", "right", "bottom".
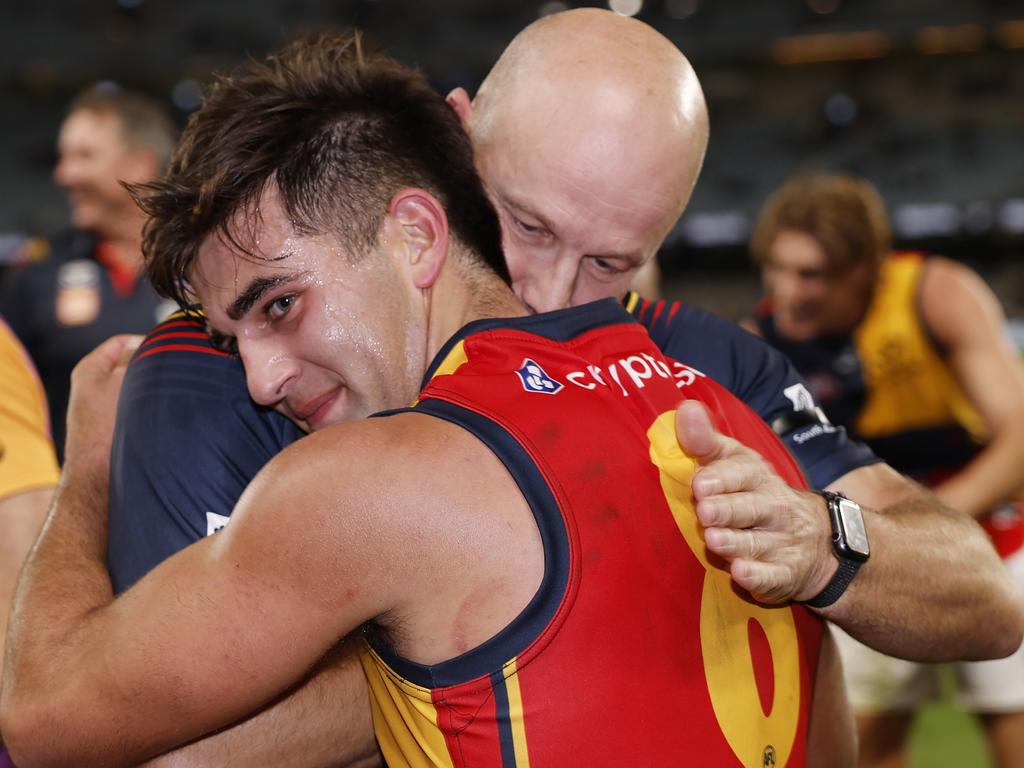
{"left": 626, "top": 293, "right": 878, "bottom": 487}
{"left": 108, "top": 296, "right": 879, "bottom": 590}
{"left": 107, "top": 313, "right": 302, "bottom": 592}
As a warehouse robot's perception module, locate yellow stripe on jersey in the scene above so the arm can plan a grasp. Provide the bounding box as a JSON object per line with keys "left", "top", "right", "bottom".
{"left": 623, "top": 291, "right": 641, "bottom": 314}
{"left": 503, "top": 658, "right": 532, "bottom": 768}
{"left": 431, "top": 340, "right": 469, "bottom": 381}
{"left": 413, "top": 341, "right": 469, "bottom": 407}
{"left": 359, "top": 644, "right": 456, "bottom": 768}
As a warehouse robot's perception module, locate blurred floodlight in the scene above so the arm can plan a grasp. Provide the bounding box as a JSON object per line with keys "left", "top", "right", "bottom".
{"left": 823, "top": 93, "right": 857, "bottom": 126}
{"left": 915, "top": 24, "right": 985, "bottom": 54}
{"left": 893, "top": 203, "right": 961, "bottom": 238}
{"left": 996, "top": 20, "right": 1024, "bottom": 49}
{"left": 609, "top": 0, "right": 643, "bottom": 17}
{"left": 999, "top": 199, "right": 1024, "bottom": 234}
{"left": 807, "top": 0, "right": 840, "bottom": 14}
{"left": 773, "top": 31, "right": 890, "bottom": 64}
{"left": 665, "top": 0, "right": 698, "bottom": 20}
{"left": 539, "top": 1, "right": 568, "bottom": 17}
{"left": 172, "top": 79, "right": 203, "bottom": 112}
{"left": 680, "top": 212, "right": 750, "bottom": 247}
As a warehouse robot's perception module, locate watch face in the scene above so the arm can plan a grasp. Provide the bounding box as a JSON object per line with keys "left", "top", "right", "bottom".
{"left": 837, "top": 498, "right": 870, "bottom": 560}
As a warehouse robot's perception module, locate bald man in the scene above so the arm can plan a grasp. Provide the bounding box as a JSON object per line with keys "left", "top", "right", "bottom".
{"left": 445, "top": 6, "right": 1017, "bottom": 645}
{"left": 66, "top": 9, "right": 1019, "bottom": 766}
{"left": 449, "top": 8, "right": 707, "bottom": 314}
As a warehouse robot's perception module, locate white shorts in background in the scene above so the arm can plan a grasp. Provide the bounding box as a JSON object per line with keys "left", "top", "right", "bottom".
{"left": 833, "top": 547, "right": 1024, "bottom": 715}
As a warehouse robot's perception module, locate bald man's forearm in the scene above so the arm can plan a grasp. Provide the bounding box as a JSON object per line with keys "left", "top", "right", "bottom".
{"left": 820, "top": 465, "right": 1024, "bottom": 661}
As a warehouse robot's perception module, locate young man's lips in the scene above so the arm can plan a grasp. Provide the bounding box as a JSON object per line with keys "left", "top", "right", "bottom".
{"left": 294, "top": 390, "right": 340, "bottom": 429}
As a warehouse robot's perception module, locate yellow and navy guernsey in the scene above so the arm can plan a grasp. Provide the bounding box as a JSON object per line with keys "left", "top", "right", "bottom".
{"left": 756, "top": 252, "right": 1021, "bottom": 555}
{"left": 0, "top": 315, "right": 59, "bottom": 498}
{"left": 364, "top": 299, "right": 824, "bottom": 768}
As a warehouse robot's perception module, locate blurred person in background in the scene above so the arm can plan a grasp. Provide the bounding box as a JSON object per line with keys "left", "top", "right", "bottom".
{"left": 0, "top": 316, "right": 59, "bottom": 765}
{"left": 748, "top": 173, "right": 1024, "bottom": 768}
{"left": 0, "top": 85, "right": 177, "bottom": 460}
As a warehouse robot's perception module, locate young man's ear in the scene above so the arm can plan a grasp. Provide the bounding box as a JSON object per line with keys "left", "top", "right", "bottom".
{"left": 445, "top": 88, "right": 474, "bottom": 131}
{"left": 385, "top": 189, "right": 449, "bottom": 289}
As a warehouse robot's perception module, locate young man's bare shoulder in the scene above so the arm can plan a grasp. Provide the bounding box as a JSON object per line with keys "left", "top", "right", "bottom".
{"left": 239, "top": 411, "right": 493, "bottom": 525}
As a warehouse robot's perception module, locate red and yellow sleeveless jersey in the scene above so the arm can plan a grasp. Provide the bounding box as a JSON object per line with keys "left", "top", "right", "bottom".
{"left": 362, "top": 300, "right": 824, "bottom": 768}
{"left": 0, "top": 315, "right": 59, "bottom": 498}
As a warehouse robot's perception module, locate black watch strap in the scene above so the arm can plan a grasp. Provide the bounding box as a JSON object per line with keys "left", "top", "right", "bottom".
{"left": 804, "top": 557, "right": 863, "bottom": 609}
{"left": 804, "top": 490, "right": 868, "bottom": 609}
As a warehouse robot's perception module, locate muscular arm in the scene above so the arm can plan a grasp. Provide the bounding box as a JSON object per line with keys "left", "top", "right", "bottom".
{"left": 0, "top": 339, "right": 400, "bottom": 766}
{"left": 919, "top": 257, "right": 1024, "bottom": 517}
{"left": 677, "top": 399, "right": 1024, "bottom": 663}
{"left": 109, "top": 317, "right": 379, "bottom": 766}
{"left": 821, "top": 462, "right": 1022, "bottom": 661}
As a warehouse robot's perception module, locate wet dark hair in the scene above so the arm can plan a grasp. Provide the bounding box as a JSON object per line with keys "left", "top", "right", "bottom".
{"left": 134, "top": 29, "right": 508, "bottom": 307}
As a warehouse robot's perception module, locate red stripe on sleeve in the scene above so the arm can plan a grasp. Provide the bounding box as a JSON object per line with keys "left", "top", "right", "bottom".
{"left": 135, "top": 344, "right": 231, "bottom": 362}
{"left": 667, "top": 301, "right": 681, "bottom": 324}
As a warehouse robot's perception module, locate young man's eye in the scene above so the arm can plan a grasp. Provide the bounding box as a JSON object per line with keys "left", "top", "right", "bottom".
{"left": 267, "top": 294, "right": 295, "bottom": 320}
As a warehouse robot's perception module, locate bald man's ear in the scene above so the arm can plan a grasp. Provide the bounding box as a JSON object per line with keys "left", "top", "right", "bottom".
{"left": 384, "top": 189, "right": 449, "bottom": 290}
{"left": 445, "top": 88, "right": 474, "bottom": 131}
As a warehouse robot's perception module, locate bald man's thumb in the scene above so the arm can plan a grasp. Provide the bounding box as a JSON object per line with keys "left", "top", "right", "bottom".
{"left": 675, "top": 399, "right": 720, "bottom": 463}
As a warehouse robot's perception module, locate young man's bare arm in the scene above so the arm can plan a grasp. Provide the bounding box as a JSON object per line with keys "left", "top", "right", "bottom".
{"left": 920, "top": 257, "right": 1024, "bottom": 517}
{"left": 0, "top": 338, "right": 404, "bottom": 766}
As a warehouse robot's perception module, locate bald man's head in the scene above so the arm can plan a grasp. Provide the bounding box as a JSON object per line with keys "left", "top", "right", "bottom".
{"left": 448, "top": 8, "right": 708, "bottom": 311}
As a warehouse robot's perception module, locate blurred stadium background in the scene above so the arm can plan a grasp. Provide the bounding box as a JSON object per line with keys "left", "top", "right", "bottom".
{"left": 1, "top": 3, "right": 1020, "bottom": 762}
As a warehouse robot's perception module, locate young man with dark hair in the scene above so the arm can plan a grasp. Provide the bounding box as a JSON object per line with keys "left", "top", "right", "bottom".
{"left": 2, "top": 32, "right": 845, "bottom": 767}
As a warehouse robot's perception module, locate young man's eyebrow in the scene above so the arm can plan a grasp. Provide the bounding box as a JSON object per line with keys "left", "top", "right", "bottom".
{"left": 226, "top": 272, "right": 305, "bottom": 321}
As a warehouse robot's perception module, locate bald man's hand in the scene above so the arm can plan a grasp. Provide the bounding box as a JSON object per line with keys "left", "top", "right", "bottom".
{"left": 676, "top": 400, "right": 838, "bottom": 604}
{"left": 64, "top": 334, "right": 143, "bottom": 480}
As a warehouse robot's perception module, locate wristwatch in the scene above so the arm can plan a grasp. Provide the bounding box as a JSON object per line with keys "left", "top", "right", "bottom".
{"left": 804, "top": 490, "right": 870, "bottom": 609}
